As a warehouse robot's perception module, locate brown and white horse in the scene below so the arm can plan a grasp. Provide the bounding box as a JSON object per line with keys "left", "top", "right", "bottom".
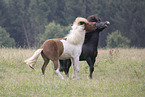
{"left": 24, "top": 17, "right": 97, "bottom": 79}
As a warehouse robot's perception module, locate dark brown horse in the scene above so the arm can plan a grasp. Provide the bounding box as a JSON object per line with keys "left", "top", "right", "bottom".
{"left": 24, "top": 17, "right": 98, "bottom": 79}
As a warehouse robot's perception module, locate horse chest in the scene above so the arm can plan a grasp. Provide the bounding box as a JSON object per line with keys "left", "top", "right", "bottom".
{"left": 59, "top": 40, "right": 82, "bottom": 60}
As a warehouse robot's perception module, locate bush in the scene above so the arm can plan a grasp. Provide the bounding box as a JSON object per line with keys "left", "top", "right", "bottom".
{"left": 106, "top": 30, "right": 130, "bottom": 48}
{"left": 0, "top": 26, "right": 15, "bottom": 48}
{"left": 37, "top": 21, "right": 71, "bottom": 46}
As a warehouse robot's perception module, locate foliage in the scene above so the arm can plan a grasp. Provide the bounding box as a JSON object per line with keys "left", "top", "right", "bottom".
{"left": 38, "top": 22, "right": 71, "bottom": 45}
{"left": 109, "top": 0, "right": 145, "bottom": 47}
{"left": 106, "top": 30, "right": 130, "bottom": 48}
{"left": 0, "top": 0, "right": 145, "bottom": 47}
{"left": 0, "top": 26, "right": 15, "bottom": 47}
{"left": 0, "top": 48, "right": 144, "bottom": 96}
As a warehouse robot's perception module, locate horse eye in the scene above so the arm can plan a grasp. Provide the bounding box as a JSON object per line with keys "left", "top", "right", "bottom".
{"left": 80, "top": 22, "right": 84, "bottom": 25}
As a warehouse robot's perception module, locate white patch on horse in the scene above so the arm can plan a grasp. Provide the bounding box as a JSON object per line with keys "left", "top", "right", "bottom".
{"left": 59, "top": 23, "right": 86, "bottom": 60}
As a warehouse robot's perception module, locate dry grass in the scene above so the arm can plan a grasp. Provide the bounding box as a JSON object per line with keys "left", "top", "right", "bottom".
{"left": 0, "top": 48, "right": 145, "bottom": 97}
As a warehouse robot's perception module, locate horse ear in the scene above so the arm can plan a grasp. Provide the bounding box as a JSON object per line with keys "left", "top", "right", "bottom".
{"left": 87, "top": 14, "right": 101, "bottom": 22}
{"left": 75, "top": 17, "right": 89, "bottom": 25}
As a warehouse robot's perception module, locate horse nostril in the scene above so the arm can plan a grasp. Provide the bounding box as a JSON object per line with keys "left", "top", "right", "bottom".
{"left": 104, "top": 21, "right": 110, "bottom": 27}
{"left": 106, "top": 21, "right": 110, "bottom": 25}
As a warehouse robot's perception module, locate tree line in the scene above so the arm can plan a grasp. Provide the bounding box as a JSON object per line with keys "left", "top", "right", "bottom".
{"left": 0, "top": 0, "right": 145, "bottom": 48}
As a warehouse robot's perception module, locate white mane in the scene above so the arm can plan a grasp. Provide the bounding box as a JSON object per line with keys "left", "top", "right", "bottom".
{"left": 65, "top": 23, "right": 86, "bottom": 45}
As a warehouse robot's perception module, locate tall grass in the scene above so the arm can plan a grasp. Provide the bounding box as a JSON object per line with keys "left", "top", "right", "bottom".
{"left": 0, "top": 48, "right": 144, "bottom": 97}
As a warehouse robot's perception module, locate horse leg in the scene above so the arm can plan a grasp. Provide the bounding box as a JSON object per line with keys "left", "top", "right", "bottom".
{"left": 41, "top": 60, "right": 49, "bottom": 80}
{"left": 86, "top": 57, "right": 95, "bottom": 79}
{"left": 41, "top": 52, "right": 49, "bottom": 80}
{"left": 64, "top": 59, "right": 72, "bottom": 77}
{"left": 53, "top": 60, "right": 64, "bottom": 80}
{"left": 59, "top": 59, "right": 72, "bottom": 77}
{"left": 72, "top": 57, "right": 79, "bottom": 79}
{"left": 59, "top": 60, "right": 64, "bottom": 72}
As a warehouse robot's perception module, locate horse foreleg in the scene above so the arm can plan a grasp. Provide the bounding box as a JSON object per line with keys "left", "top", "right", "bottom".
{"left": 72, "top": 57, "right": 79, "bottom": 79}
{"left": 53, "top": 60, "right": 64, "bottom": 80}
{"left": 86, "top": 57, "right": 95, "bottom": 79}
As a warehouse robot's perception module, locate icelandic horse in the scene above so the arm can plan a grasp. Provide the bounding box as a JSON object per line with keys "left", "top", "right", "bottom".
{"left": 24, "top": 17, "right": 97, "bottom": 80}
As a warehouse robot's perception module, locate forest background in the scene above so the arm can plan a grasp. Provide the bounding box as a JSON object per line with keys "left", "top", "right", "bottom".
{"left": 0, "top": 0, "right": 145, "bottom": 48}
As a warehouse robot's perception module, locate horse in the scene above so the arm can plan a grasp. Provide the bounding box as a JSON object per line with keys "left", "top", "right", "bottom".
{"left": 24, "top": 17, "right": 97, "bottom": 80}
{"left": 59, "top": 14, "right": 110, "bottom": 79}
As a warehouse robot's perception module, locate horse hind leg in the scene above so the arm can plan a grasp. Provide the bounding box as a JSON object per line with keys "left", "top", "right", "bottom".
{"left": 41, "top": 60, "right": 49, "bottom": 80}
{"left": 41, "top": 52, "right": 49, "bottom": 80}
{"left": 53, "top": 60, "right": 64, "bottom": 80}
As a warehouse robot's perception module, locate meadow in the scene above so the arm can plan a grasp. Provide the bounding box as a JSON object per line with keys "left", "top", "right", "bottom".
{"left": 0, "top": 48, "right": 144, "bottom": 97}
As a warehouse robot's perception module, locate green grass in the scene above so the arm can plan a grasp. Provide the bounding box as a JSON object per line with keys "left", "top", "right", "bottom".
{"left": 0, "top": 48, "right": 145, "bottom": 97}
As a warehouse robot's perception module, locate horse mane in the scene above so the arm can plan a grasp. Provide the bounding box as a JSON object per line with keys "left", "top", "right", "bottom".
{"left": 65, "top": 17, "right": 87, "bottom": 45}
{"left": 65, "top": 23, "right": 85, "bottom": 45}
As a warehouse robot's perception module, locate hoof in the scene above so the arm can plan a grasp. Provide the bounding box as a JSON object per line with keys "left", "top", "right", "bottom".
{"left": 90, "top": 76, "right": 93, "bottom": 79}
{"left": 88, "top": 74, "right": 93, "bottom": 79}
{"left": 29, "top": 65, "right": 34, "bottom": 69}
{"left": 59, "top": 68, "right": 63, "bottom": 72}
{"left": 66, "top": 74, "right": 69, "bottom": 78}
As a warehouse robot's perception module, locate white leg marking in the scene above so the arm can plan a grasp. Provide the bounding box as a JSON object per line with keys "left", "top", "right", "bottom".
{"left": 72, "top": 57, "right": 80, "bottom": 79}
{"left": 43, "top": 74, "right": 45, "bottom": 80}
{"left": 56, "top": 68, "right": 64, "bottom": 80}
{"left": 72, "top": 58, "right": 75, "bottom": 78}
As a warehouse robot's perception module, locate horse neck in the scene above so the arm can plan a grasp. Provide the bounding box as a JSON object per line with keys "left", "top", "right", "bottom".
{"left": 85, "top": 31, "right": 100, "bottom": 48}
{"left": 66, "top": 24, "right": 85, "bottom": 45}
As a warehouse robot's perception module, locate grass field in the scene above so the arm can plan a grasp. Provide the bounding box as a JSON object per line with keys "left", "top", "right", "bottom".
{"left": 0, "top": 48, "right": 144, "bottom": 97}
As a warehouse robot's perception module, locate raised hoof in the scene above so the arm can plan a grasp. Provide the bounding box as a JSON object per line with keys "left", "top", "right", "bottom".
{"left": 29, "top": 65, "right": 34, "bottom": 69}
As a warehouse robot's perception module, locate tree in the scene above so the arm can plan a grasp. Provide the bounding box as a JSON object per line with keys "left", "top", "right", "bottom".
{"left": 0, "top": 0, "right": 7, "bottom": 26}
{"left": 109, "top": 0, "right": 145, "bottom": 47}
{"left": 28, "top": 0, "right": 49, "bottom": 47}
{"left": 0, "top": 26, "right": 15, "bottom": 47}
{"left": 6, "top": 0, "right": 49, "bottom": 47}
{"left": 0, "top": 0, "right": 145, "bottom": 48}
{"left": 7, "top": 0, "right": 31, "bottom": 47}
{"left": 37, "top": 22, "right": 71, "bottom": 46}
{"left": 106, "top": 30, "right": 130, "bottom": 48}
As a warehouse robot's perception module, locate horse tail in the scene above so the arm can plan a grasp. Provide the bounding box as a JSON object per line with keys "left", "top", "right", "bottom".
{"left": 24, "top": 49, "right": 43, "bottom": 69}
